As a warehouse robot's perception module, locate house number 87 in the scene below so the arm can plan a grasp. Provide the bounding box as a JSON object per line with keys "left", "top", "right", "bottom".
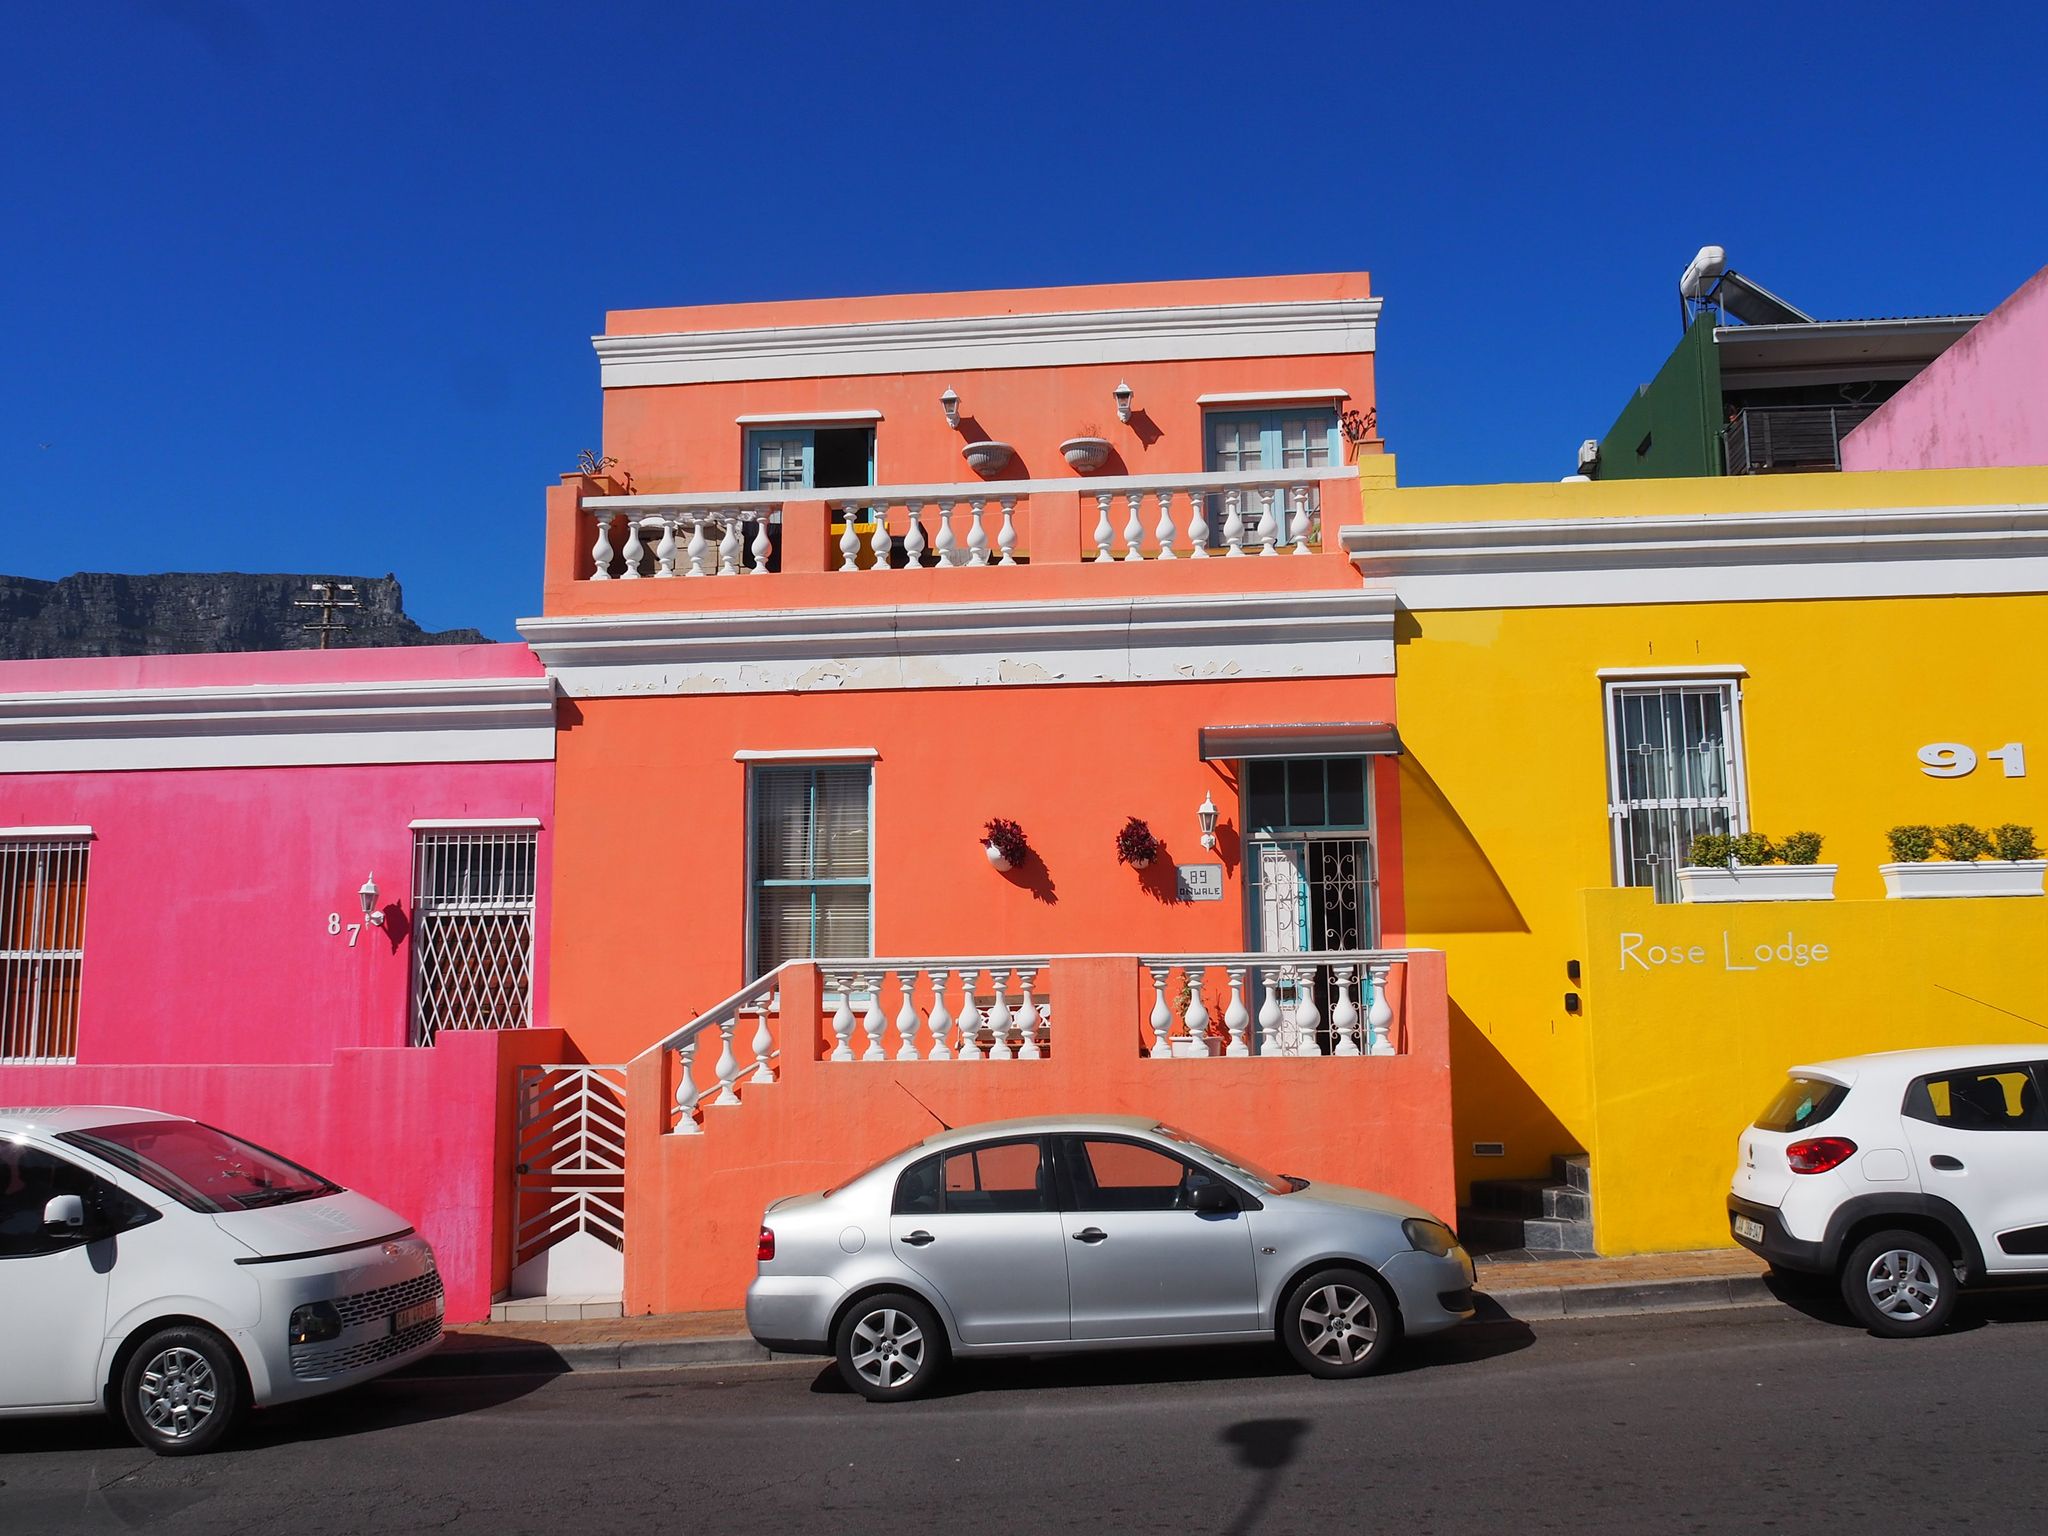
{"left": 1918, "top": 742, "right": 2026, "bottom": 778}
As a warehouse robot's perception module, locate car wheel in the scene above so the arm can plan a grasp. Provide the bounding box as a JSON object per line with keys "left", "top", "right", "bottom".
{"left": 834, "top": 1291, "right": 945, "bottom": 1402}
{"left": 118, "top": 1325, "right": 245, "bottom": 1455}
{"left": 1280, "top": 1267, "right": 1400, "bottom": 1379}
{"left": 1841, "top": 1229, "right": 1959, "bottom": 1338}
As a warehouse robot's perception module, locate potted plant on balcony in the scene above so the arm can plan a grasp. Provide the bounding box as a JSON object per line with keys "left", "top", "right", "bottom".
{"left": 1115, "top": 816, "right": 1161, "bottom": 871}
{"left": 1060, "top": 425, "right": 1112, "bottom": 474}
{"left": 1881, "top": 822, "right": 2045, "bottom": 898}
{"left": 1677, "top": 830, "right": 1836, "bottom": 902}
{"left": 983, "top": 817, "right": 1029, "bottom": 873}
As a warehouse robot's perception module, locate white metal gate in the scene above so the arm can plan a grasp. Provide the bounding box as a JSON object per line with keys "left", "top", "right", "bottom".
{"left": 512, "top": 1066, "right": 626, "bottom": 1291}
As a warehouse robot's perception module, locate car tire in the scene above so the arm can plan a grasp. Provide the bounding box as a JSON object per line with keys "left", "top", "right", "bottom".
{"left": 833, "top": 1291, "right": 946, "bottom": 1402}
{"left": 1279, "top": 1267, "right": 1400, "bottom": 1379}
{"left": 1840, "top": 1229, "right": 1959, "bottom": 1338}
{"left": 117, "top": 1325, "right": 246, "bottom": 1456}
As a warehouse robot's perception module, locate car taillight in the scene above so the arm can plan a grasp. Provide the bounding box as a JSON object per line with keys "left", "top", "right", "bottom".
{"left": 757, "top": 1226, "right": 775, "bottom": 1261}
{"left": 1786, "top": 1136, "right": 1857, "bottom": 1174}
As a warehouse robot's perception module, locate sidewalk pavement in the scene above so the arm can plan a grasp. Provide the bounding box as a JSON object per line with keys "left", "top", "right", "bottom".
{"left": 407, "top": 1249, "right": 1775, "bottom": 1380}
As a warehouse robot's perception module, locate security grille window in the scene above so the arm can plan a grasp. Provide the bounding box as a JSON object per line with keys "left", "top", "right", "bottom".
{"left": 1606, "top": 680, "right": 1746, "bottom": 902}
{"left": 750, "top": 765, "right": 873, "bottom": 978}
{"left": 410, "top": 829, "right": 537, "bottom": 1046}
{"left": 1241, "top": 758, "right": 1376, "bottom": 952}
{"left": 0, "top": 837, "right": 90, "bottom": 1063}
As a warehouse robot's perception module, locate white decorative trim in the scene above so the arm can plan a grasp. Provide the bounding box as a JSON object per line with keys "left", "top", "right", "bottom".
{"left": 732, "top": 748, "right": 880, "bottom": 762}
{"left": 1595, "top": 665, "right": 1749, "bottom": 681}
{"left": 408, "top": 817, "right": 545, "bottom": 831}
{"left": 0, "top": 825, "right": 95, "bottom": 840}
{"left": 1195, "top": 389, "right": 1350, "bottom": 406}
{"left": 596, "top": 297, "right": 1382, "bottom": 388}
{"left": 0, "top": 677, "right": 557, "bottom": 774}
{"left": 1348, "top": 501, "right": 2048, "bottom": 609}
{"left": 735, "top": 410, "right": 883, "bottom": 425}
{"left": 520, "top": 590, "right": 1395, "bottom": 698}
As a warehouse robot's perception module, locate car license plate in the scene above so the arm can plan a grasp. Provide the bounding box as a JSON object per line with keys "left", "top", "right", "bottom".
{"left": 1733, "top": 1215, "right": 1764, "bottom": 1243}
{"left": 391, "top": 1297, "right": 442, "bottom": 1335}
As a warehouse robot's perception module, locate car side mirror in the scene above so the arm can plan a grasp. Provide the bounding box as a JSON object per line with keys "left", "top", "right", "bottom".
{"left": 42, "top": 1194, "right": 86, "bottom": 1232}
{"left": 1188, "top": 1181, "right": 1237, "bottom": 1214}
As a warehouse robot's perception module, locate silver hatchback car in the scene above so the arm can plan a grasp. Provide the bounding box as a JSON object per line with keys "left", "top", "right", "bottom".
{"left": 745, "top": 1114, "right": 1475, "bottom": 1400}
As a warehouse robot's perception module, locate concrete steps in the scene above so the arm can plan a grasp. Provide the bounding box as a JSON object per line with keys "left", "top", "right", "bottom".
{"left": 1459, "top": 1154, "right": 1593, "bottom": 1256}
{"left": 490, "top": 1293, "right": 625, "bottom": 1323}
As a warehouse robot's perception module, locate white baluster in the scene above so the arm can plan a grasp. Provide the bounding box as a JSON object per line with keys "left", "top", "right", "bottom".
{"left": 1256, "top": 967, "right": 1284, "bottom": 1056}
{"left": 985, "top": 971, "right": 1013, "bottom": 1060}
{"left": 934, "top": 502, "right": 958, "bottom": 568}
{"left": 750, "top": 510, "right": 774, "bottom": 573}
{"left": 955, "top": 969, "right": 984, "bottom": 1060}
{"left": 671, "top": 1036, "right": 702, "bottom": 1133}
{"left": 1295, "top": 965, "right": 1324, "bottom": 1056}
{"left": 653, "top": 514, "right": 678, "bottom": 577}
{"left": 1122, "top": 491, "right": 1145, "bottom": 561}
{"left": 717, "top": 515, "right": 741, "bottom": 576}
{"left": 966, "top": 498, "right": 989, "bottom": 566}
{"left": 1183, "top": 966, "right": 1209, "bottom": 1056}
{"left": 860, "top": 972, "right": 888, "bottom": 1063}
{"left": 711, "top": 1018, "right": 742, "bottom": 1106}
{"left": 903, "top": 501, "right": 926, "bottom": 568}
{"left": 995, "top": 496, "right": 1018, "bottom": 565}
{"left": 685, "top": 514, "right": 710, "bottom": 577}
{"left": 838, "top": 506, "right": 862, "bottom": 572}
{"left": 1330, "top": 966, "right": 1361, "bottom": 1056}
{"left": 1187, "top": 489, "right": 1210, "bottom": 557}
{"left": 1255, "top": 490, "right": 1280, "bottom": 556}
{"left": 869, "top": 505, "right": 892, "bottom": 573}
{"left": 1093, "top": 493, "right": 1115, "bottom": 562}
{"left": 1148, "top": 966, "right": 1173, "bottom": 1059}
{"left": 893, "top": 970, "right": 921, "bottom": 1061}
{"left": 589, "top": 513, "right": 617, "bottom": 580}
{"left": 1290, "top": 485, "right": 1313, "bottom": 555}
{"left": 1153, "top": 490, "right": 1178, "bottom": 559}
{"left": 750, "top": 1008, "right": 777, "bottom": 1082}
{"left": 1224, "top": 967, "right": 1251, "bottom": 1057}
{"left": 926, "top": 968, "right": 955, "bottom": 1061}
{"left": 830, "top": 976, "right": 856, "bottom": 1062}
{"left": 1222, "top": 491, "right": 1245, "bottom": 557}
{"left": 1366, "top": 962, "right": 1396, "bottom": 1056}
{"left": 1014, "top": 968, "right": 1040, "bottom": 1058}
{"left": 618, "top": 517, "right": 645, "bottom": 579}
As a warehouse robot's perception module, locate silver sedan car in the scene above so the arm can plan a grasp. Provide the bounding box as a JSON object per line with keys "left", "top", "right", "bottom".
{"left": 745, "top": 1113, "right": 1476, "bottom": 1400}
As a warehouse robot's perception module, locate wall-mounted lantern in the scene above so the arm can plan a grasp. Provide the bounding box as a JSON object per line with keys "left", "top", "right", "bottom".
{"left": 1113, "top": 380, "right": 1134, "bottom": 425}
{"left": 358, "top": 873, "right": 387, "bottom": 927}
{"left": 940, "top": 387, "right": 961, "bottom": 430}
{"left": 1197, "top": 792, "right": 1219, "bottom": 851}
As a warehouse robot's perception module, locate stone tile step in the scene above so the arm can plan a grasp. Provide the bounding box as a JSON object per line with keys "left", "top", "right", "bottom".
{"left": 1468, "top": 1178, "right": 1591, "bottom": 1221}
{"left": 1519, "top": 1216, "right": 1596, "bottom": 1252}
{"left": 1553, "top": 1153, "right": 1592, "bottom": 1192}
{"left": 491, "top": 1295, "right": 625, "bottom": 1324}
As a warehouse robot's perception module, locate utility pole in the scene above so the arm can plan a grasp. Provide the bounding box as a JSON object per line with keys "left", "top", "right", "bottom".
{"left": 294, "top": 581, "right": 361, "bottom": 649}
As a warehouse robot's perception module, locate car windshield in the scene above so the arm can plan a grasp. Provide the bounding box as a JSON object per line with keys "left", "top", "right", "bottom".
{"left": 1155, "top": 1125, "right": 1297, "bottom": 1195}
{"left": 58, "top": 1121, "right": 339, "bottom": 1214}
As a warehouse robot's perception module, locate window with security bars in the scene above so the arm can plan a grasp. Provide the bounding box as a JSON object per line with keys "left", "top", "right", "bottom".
{"left": 750, "top": 765, "right": 873, "bottom": 979}
{"left": 410, "top": 830, "right": 537, "bottom": 1045}
{"left": 1606, "top": 681, "right": 1747, "bottom": 902}
{"left": 1, "top": 838, "right": 90, "bottom": 1062}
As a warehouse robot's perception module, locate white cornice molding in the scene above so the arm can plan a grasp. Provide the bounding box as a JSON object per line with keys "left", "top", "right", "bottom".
{"left": 594, "top": 297, "right": 1382, "bottom": 388}
{"left": 519, "top": 590, "right": 1395, "bottom": 698}
{"left": 1345, "top": 501, "right": 2048, "bottom": 609}
{"left": 0, "top": 676, "right": 557, "bottom": 774}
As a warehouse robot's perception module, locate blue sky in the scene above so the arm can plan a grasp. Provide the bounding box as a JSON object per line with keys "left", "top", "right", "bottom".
{"left": 3, "top": 1, "right": 2043, "bottom": 638}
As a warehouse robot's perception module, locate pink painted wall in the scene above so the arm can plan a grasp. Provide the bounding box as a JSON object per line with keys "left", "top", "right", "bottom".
{"left": 1842, "top": 263, "right": 2048, "bottom": 471}
{"left": 0, "top": 1029, "right": 567, "bottom": 1321}
{"left": 0, "top": 641, "right": 543, "bottom": 693}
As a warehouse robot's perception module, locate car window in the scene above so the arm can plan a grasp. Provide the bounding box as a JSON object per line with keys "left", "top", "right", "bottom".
{"left": 1903, "top": 1066, "right": 2045, "bottom": 1130}
{"left": 1754, "top": 1076, "right": 1850, "bottom": 1133}
{"left": 0, "top": 1143, "right": 153, "bottom": 1259}
{"left": 1064, "top": 1137, "right": 1204, "bottom": 1212}
{"left": 893, "top": 1154, "right": 943, "bottom": 1215}
{"left": 934, "top": 1139, "right": 1048, "bottom": 1215}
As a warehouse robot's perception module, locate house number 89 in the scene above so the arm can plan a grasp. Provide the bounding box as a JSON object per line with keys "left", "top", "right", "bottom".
{"left": 1918, "top": 742, "right": 2026, "bottom": 778}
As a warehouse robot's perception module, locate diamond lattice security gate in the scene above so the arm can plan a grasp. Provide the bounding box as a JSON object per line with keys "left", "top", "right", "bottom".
{"left": 512, "top": 1065, "right": 627, "bottom": 1282}
{"left": 411, "top": 829, "right": 537, "bottom": 1046}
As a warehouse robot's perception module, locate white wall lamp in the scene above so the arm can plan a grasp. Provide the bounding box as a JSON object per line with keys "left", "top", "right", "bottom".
{"left": 1197, "top": 792, "right": 1219, "bottom": 851}
{"left": 940, "top": 387, "right": 960, "bottom": 429}
{"left": 1113, "top": 380, "right": 1134, "bottom": 425}
{"left": 358, "top": 873, "right": 387, "bottom": 927}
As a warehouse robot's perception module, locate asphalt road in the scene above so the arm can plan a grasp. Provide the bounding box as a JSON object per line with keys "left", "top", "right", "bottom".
{"left": 9, "top": 1292, "right": 2048, "bottom": 1536}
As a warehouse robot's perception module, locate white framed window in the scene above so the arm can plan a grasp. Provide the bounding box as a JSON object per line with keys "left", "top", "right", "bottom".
{"left": 743, "top": 426, "right": 876, "bottom": 491}
{"left": 748, "top": 764, "right": 873, "bottom": 980}
{"left": 1603, "top": 672, "right": 1749, "bottom": 901}
{"left": 1, "top": 834, "right": 91, "bottom": 1063}
{"left": 409, "top": 828, "right": 538, "bottom": 1045}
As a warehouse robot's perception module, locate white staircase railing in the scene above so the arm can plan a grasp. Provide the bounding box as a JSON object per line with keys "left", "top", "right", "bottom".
{"left": 1136, "top": 951, "right": 1403, "bottom": 1058}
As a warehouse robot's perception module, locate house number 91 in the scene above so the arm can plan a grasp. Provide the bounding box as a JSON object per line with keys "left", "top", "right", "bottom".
{"left": 1918, "top": 742, "right": 2026, "bottom": 778}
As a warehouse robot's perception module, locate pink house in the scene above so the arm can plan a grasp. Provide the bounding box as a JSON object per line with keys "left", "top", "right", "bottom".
{"left": 0, "top": 644, "right": 559, "bottom": 1320}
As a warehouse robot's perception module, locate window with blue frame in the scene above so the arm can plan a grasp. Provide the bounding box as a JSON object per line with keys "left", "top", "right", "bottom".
{"left": 743, "top": 427, "right": 876, "bottom": 491}
{"left": 1240, "top": 758, "right": 1376, "bottom": 953}
{"left": 1203, "top": 408, "right": 1342, "bottom": 474}
{"left": 749, "top": 764, "right": 873, "bottom": 978}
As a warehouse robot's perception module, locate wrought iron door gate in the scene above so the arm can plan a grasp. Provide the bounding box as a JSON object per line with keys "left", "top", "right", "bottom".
{"left": 512, "top": 1065, "right": 627, "bottom": 1274}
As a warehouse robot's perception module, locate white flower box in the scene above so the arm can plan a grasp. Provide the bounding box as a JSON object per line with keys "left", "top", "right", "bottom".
{"left": 1880, "top": 860, "right": 2047, "bottom": 899}
{"left": 1677, "top": 864, "right": 1838, "bottom": 903}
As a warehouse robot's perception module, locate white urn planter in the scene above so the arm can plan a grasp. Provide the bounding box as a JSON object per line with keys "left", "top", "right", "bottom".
{"left": 1881, "top": 860, "right": 2047, "bottom": 899}
{"left": 984, "top": 842, "right": 1014, "bottom": 872}
{"left": 961, "top": 441, "right": 1014, "bottom": 476}
{"left": 1677, "top": 864, "right": 1838, "bottom": 903}
{"left": 1059, "top": 436, "right": 1112, "bottom": 473}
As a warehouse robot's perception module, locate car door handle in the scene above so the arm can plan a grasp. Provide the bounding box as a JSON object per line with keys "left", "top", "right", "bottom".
{"left": 902, "top": 1230, "right": 936, "bottom": 1246}
{"left": 1929, "top": 1155, "right": 1965, "bottom": 1171}
{"left": 1072, "top": 1227, "right": 1108, "bottom": 1244}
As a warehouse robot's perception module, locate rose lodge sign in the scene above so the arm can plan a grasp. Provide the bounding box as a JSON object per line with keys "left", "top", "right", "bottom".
{"left": 1619, "top": 929, "right": 1831, "bottom": 972}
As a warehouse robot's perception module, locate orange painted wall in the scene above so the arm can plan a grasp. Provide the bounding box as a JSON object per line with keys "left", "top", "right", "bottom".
{"left": 624, "top": 954, "right": 1453, "bottom": 1314}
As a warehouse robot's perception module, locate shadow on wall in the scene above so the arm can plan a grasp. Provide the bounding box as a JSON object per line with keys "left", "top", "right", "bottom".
{"left": 1395, "top": 751, "right": 1528, "bottom": 935}
{"left": 1448, "top": 998, "right": 1580, "bottom": 1195}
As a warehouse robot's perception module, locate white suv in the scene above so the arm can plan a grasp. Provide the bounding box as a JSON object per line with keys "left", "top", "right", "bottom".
{"left": 1729, "top": 1046, "right": 2048, "bottom": 1337}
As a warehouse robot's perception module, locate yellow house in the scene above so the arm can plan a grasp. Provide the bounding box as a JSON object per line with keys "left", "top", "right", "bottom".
{"left": 1349, "top": 462, "right": 2048, "bottom": 1255}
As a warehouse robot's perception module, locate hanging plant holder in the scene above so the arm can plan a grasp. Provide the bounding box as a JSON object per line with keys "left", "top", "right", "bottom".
{"left": 983, "top": 817, "right": 1029, "bottom": 872}
{"left": 1115, "top": 816, "right": 1162, "bottom": 870}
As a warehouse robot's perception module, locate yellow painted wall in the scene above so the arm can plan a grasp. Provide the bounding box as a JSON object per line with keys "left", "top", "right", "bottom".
{"left": 1580, "top": 889, "right": 2048, "bottom": 1253}
{"left": 1380, "top": 465, "right": 2048, "bottom": 1224}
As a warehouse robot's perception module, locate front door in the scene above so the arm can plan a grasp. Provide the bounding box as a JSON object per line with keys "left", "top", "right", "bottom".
{"left": 889, "top": 1136, "right": 1069, "bottom": 1346}
{"left": 1900, "top": 1062, "right": 2048, "bottom": 1274}
{"left": 1056, "top": 1136, "right": 1259, "bottom": 1339}
{"left": 0, "top": 1145, "right": 118, "bottom": 1407}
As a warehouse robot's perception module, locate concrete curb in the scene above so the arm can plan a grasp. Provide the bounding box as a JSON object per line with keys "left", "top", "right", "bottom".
{"left": 406, "top": 1274, "right": 1781, "bottom": 1380}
